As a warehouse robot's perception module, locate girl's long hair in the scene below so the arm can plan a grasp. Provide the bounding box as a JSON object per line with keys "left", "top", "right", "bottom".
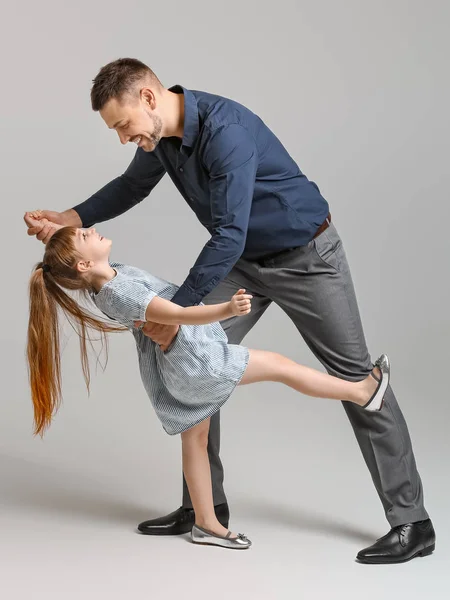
{"left": 27, "top": 226, "right": 127, "bottom": 437}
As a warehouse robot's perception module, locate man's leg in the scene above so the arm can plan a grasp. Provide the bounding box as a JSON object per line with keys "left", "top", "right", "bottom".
{"left": 258, "top": 222, "right": 434, "bottom": 561}
{"left": 182, "top": 270, "right": 272, "bottom": 508}
{"left": 138, "top": 265, "right": 272, "bottom": 535}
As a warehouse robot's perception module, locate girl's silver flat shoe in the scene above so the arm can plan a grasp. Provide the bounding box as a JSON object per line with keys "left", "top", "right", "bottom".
{"left": 363, "top": 354, "right": 390, "bottom": 412}
{"left": 191, "top": 524, "right": 252, "bottom": 549}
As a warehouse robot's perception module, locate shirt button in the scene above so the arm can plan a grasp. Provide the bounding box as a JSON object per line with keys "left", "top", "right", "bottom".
{"left": 179, "top": 167, "right": 184, "bottom": 172}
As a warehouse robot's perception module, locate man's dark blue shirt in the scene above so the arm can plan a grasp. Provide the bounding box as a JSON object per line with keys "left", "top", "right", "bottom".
{"left": 73, "top": 86, "right": 329, "bottom": 307}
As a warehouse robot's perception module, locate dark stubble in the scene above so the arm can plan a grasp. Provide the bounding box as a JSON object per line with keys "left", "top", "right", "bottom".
{"left": 146, "top": 108, "right": 163, "bottom": 148}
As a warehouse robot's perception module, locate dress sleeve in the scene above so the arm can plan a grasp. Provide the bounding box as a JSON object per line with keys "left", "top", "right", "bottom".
{"left": 101, "top": 281, "right": 157, "bottom": 322}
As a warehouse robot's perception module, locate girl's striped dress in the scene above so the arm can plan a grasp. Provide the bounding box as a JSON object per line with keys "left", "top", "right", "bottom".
{"left": 92, "top": 262, "right": 249, "bottom": 435}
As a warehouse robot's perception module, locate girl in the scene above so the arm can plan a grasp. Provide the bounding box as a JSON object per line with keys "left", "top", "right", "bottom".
{"left": 26, "top": 224, "right": 390, "bottom": 550}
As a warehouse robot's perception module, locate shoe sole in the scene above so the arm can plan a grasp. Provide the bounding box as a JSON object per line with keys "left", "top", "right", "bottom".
{"left": 137, "top": 527, "right": 191, "bottom": 536}
{"left": 137, "top": 521, "right": 229, "bottom": 536}
{"left": 364, "top": 355, "right": 390, "bottom": 411}
{"left": 356, "top": 543, "right": 435, "bottom": 564}
{"left": 191, "top": 540, "right": 251, "bottom": 550}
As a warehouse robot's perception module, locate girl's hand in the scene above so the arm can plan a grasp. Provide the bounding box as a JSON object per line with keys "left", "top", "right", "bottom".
{"left": 229, "top": 289, "right": 252, "bottom": 317}
{"left": 26, "top": 209, "right": 66, "bottom": 224}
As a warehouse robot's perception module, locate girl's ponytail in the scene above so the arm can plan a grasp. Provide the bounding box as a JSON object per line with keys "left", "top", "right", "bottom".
{"left": 26, "top": 227, "right": 126, "bottom": 436}
{"left": 27, "top": 264, "right": 62, "bottom": 436}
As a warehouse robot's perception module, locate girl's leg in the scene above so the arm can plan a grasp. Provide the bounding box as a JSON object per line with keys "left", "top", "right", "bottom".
{"left": 239, "top": 349, "right": 380, "bottom": 406}
{"left": 181, "top": 418, "right": 236, "bottom": 538}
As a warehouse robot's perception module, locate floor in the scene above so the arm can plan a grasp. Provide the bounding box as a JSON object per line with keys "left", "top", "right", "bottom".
{"left": 1, "top": 450, "right": 447, "bottom": 600}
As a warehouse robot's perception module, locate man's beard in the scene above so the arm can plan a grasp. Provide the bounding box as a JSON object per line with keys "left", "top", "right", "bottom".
{"left": 147, "top": 111, "right": 162, "bottom": 149}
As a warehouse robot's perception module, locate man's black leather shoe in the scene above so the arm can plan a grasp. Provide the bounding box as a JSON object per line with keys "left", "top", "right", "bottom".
{"left": 357, "top": 519, "right": 436, "bottom": 564}
{"left": 137, "top": 503, "right": 230, "bottom": 536}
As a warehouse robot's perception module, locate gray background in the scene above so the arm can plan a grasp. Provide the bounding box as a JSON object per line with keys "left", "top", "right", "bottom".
{"left": 1, "top": 0, "right": 449, "bottom": 598}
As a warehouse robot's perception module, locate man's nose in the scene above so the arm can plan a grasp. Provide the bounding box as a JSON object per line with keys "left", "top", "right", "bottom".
{"left": 118, "top": 131, "right": 129, "bottom": 145}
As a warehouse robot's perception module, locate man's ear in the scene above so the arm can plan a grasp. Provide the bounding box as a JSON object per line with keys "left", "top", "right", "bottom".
{"left": 141, "top": 87, "right": 157, "bottom": 109}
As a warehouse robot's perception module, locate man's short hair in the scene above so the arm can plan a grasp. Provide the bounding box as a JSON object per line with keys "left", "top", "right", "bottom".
{"left": 90, "top": 58, "right": 162, "bottom": 111}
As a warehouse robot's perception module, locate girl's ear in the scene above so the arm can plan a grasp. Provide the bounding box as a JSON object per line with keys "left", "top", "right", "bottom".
{"left": 76, "top": 260, "right": 93, "bottom": 273}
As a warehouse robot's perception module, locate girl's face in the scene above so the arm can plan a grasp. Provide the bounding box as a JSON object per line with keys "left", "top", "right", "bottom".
{"left": 73, "top": 227, "right": 112, "bottom": 266}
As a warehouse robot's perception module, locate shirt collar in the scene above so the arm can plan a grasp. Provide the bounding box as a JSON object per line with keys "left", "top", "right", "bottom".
{"left": 168, "top": 84, "right": 199, "bottom": 152}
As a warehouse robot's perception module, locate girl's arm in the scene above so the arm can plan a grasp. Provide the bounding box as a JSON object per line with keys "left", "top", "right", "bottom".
{"left": 144, "top": 289, "right": 252, "bottom": 325}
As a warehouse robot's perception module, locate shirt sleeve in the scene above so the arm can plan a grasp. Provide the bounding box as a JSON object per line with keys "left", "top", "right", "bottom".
{"left": 72, "top": 148, "right": 166, "bottom": 228}
{"left": 101, "top": 281, "right": 157, "bottom": 323}
{"left": 171, "top": 124, "right": 258, "bottom": 307}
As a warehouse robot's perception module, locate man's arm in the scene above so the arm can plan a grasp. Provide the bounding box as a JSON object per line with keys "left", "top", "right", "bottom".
{"left": 171, "top": 124, "right": 258, "bottom": 308}
{"left": 72, "top": 148, "right": 166, "bottom": 227}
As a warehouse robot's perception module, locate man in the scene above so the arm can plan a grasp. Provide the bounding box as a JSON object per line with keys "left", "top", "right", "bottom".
{"left": 25, "top": 58, "right": 435, "bottom": 563}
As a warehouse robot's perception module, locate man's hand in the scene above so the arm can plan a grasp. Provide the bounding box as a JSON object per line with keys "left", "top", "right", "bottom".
{"left": 24, "top": 209, "right": 82, "bottom": 244}
{"left": 24, "top": 211, "right": 65, "bottom": 244}
{"left": 134, "top": 320, "right": 180, "bottom": 352}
